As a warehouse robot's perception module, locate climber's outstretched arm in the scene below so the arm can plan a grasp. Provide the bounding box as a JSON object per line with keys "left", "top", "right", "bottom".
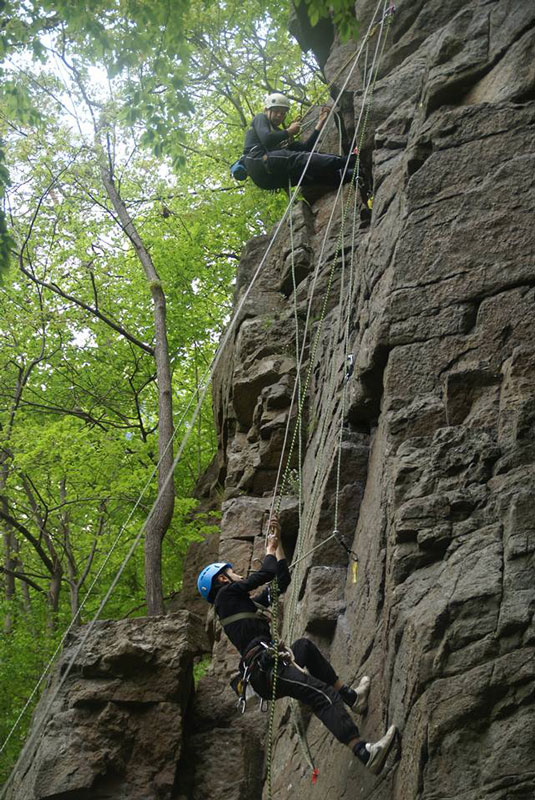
{"left": 254, "top": 514, "right": 290, "bottom": 605}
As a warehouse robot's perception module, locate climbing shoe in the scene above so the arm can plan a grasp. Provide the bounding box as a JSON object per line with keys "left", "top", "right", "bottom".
{"left": 339, "top": 675, "right": 370, "bottom": 713}
{"left": 356, "top": 725, "right": 397, "bottom": 775}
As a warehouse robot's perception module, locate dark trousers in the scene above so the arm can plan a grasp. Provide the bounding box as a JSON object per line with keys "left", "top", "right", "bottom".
{"left": 245, "top": 150, "right": 355, "bottom": 190}
{"left": 249, "top": 637, "right": 360, "bottom": 745}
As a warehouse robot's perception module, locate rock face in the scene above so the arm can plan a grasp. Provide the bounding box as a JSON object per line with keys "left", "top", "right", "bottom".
{"left": 4, "top": 612, "right": 204, "bottom": 800}
{"left": 187, "top": 2, "right": 535, "bottom": 799}
{"left": 6, "top": 3, "right": 534, "bottom": 799}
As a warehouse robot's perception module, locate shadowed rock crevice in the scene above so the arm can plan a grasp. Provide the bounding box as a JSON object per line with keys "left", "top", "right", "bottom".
{"left": 348, "top": 343, "right": 389, "bottom": 426}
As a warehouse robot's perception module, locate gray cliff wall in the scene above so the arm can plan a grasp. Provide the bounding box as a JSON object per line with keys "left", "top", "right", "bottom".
{"left": 5, "top": 2, "right": 534, "bottom": 799}
{"left": 181, "top": 2, "right": 535, "bottom": 799}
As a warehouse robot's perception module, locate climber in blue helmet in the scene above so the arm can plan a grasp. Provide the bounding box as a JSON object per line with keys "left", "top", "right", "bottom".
{"left": 241, "top": 92, "right": 357, "bottom": 191}
{"left": 197, "top": 514, "right": 398, "bottom": 775}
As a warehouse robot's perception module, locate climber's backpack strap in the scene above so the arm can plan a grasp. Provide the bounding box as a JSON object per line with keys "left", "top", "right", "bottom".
{"left": 219, "top": 599, "right": 271, "bottom": 628}
{"left": 219, "top": 611, "right": 263, "bottom": 626}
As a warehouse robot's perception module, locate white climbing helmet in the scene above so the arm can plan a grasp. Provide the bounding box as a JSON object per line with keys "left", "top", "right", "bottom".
{"left": 264, "top": 92, "right": 291, "bottom": 110}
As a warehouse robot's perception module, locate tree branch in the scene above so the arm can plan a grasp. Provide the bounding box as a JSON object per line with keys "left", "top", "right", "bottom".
{"left": 12, "top": 396, "right": 138, "bottom": 431}
{"left": 0, "top": 506, "right": 55, "bottom": 574}
{"left": 18, "top": 260, "right": 155, "bottom": 356}
{"left": 0, "top": 566, "right": 45, "bottom": 594}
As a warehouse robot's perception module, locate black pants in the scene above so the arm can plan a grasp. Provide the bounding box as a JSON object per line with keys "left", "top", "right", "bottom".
{"left": 249, "top": 637, "right": 360, "bottom": 745}
{"left": 245, "top": 150, "right": 355, "bottom": 191}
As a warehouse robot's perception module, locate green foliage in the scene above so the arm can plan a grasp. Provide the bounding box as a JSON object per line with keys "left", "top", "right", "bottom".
{"left": 0, "top": 0, "right": 192, "bottom": 158}
{"left": 303, "top": 0, "right": 359, "bottom": 42}
{"left": 0, "top": 597, "right": 64, "bottom": 783}
{"left": 0, "top": 141, "right": 13, "bottom": 280}
{"left": 193, "top": 655, "right": 212, "bottom": 686}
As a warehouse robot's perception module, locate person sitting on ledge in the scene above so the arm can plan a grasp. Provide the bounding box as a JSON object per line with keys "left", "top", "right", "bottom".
{"left": 197, "top": 514, "right": 397, "bottom": 775}
{"left": 242, "top": 92, "right": 356, "bottom": 191}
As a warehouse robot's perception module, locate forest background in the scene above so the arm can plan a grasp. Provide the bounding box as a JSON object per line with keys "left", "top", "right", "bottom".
{"left": 0, "top": 0, "right": 355, "bottom": 783}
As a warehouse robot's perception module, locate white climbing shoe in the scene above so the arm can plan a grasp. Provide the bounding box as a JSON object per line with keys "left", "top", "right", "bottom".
{"left": 354, "top": 675, "right": 371, "bottom": 714}
{"left": 339, "top": 675, "right": 371, "bottom": 713}
{"left": 366, "top": 725, "right": 397, "bottom": 775}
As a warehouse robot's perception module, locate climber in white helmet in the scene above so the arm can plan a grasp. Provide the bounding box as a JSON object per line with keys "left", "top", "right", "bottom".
{"left": 241, "top": 92, "right": 357, "bottom": 190}
{"left": 197, "top": 514, "right": 398, "bottom": 775}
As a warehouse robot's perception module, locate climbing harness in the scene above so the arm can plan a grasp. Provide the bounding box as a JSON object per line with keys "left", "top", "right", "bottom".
{"left": 231, "top": 640, "right": 303, "bottom": 715}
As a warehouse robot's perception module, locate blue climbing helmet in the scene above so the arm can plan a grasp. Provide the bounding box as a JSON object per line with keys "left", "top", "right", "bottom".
{"left": 197, "top": 562, "right": 232, "bottom": 603}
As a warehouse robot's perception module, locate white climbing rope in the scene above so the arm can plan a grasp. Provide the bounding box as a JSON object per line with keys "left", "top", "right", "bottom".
{"left": 268, "top": 10, "right": 390, "bottom": 513}
{"left": 265, "top": 8, "right": 393, "bottom": 785}
{"left": 270, "top": 2, "right": 391, "bottom": 524}
{"left": 286, "top": 3, "right": 392, "bottom": 606}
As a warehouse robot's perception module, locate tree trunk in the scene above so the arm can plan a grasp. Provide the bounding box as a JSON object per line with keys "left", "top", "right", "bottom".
{"left": 47, "top": 558, "right": 62, "bottom": 630}
{"left": 3, "top": 530, "right": 15, "bottom": 633}
{"left": 2, "top": 530, "right": 32, "bottom": 629}
{"left": 100, "top": 160, "right": 175, "bottom": 616}
{"left": 195, "top": 341, "right": 202, "bottom": 479}
{"left": 69, "top": 582, "right": 79, "bottom": 621}
{"left": 2, "top": 457, "right": 15, "bottom": 630}
{"left": 60, "top": 477, "right": 79, "bottom": 622}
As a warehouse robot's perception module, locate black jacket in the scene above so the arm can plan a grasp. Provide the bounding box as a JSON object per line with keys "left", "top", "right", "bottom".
{"left": 214, "top": 554, "right": 290, "bottom": 656}
{"left": 243, "top": 113, "right": 319, "bottom": 156}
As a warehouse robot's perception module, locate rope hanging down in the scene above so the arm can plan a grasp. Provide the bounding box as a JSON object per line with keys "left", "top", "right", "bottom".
{"left": 270, "top": 0, "right": 392, "bottom": 537}
{"left": 286, "top": 185, "right": 320, "bottom": 782}
{"left": 269, "top": 1, "right": 394, "bottom": 518}
{"left": 284, "top": 0, "right": 391, "bottom": 653}
{"left": 285, "top": 0, "right": 392, "bottom": 659}
{"left": 0, "top": 388, "right": 200, "bottom": 763}
{"left": 264, "top": 4, "right": 393, "bottom": 792}
{"left": 300, "top": 2, "right": 392, "bottom": 582}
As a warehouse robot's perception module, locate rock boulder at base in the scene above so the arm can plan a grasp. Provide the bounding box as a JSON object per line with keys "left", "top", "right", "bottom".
{"left": 4, "top": 612, "right": 203, "bottom": 800}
